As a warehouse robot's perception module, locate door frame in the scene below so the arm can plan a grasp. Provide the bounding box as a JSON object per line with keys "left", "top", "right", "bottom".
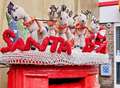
{"left": 114, "top": 23, "right": 120, "bottom": 88}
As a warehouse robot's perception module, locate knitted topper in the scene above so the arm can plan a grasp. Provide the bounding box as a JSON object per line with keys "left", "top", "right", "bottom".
{"left": 6, "top": 2, "right": 108, "bottom": 54}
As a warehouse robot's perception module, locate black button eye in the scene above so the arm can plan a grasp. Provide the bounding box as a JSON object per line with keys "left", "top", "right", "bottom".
{"left": 14, "top": 16, "right": 18, "bottom": 21}
{"left": 82, "top": 20, "right": 84, "bottom": 23}
{"left": 60, "top": 17, "right": 62, "bottom": 20}
{"left": 15, "top": 16, "right": 17, "bottom": 19}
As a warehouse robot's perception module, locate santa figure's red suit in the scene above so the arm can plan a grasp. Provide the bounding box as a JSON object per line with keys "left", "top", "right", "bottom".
{"left": 82, "top": 32, "right": 95, "bottom": 52}
{"left": 96, "top": 40, "right": 108, "bottom": 54}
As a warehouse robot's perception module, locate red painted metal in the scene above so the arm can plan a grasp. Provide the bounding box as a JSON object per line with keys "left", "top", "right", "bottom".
{"left": 24, "top": 74, "right": 48, "bottom": 88}
{"left": 97, "top": 0, "right": 118, "bottom": 7}
{"left": 7, "top": 65, "right": 99, "bottom": 88}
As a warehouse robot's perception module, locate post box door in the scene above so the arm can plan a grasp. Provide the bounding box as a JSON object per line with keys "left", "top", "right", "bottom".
{"left": 24, "top": 74, "right": 48, "bottom": 88}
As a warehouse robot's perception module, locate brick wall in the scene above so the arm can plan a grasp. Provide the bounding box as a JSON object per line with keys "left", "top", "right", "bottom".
{"left": 99, "top": 24, "right": 114, "bottom": 88}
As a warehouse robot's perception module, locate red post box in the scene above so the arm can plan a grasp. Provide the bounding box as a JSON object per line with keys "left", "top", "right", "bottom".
{"left": 0, "top": 44, "right": 108, "bottom": 88}
{"left": 7, "top": 65, "right": 100, "bottom": 88}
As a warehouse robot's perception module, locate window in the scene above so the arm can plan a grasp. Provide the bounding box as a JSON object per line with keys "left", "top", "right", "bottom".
{"left": 117, "top": 62, "right": 120, "bottom": 84}
{"left": 116, "top": 26, "right": 120, "bottom": 55}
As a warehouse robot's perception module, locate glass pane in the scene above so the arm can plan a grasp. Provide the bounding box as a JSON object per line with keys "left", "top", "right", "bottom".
{"left": 116, "top": 27, "right": 120, "bottom": 55}
{"left": 116, "top": 62, "right": 120, "bottom": 84}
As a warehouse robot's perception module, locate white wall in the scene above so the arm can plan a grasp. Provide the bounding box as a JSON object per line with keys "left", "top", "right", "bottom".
{"left": 99, "top": 5, "right": 120, "bottom": 23}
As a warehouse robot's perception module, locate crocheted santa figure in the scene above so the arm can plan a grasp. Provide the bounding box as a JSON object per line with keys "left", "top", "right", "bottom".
{"left": 95, "top": 25, "right": 106, "bottom": 46}
{"left": 95, "top": 25, "right": 108, "bottom": 54}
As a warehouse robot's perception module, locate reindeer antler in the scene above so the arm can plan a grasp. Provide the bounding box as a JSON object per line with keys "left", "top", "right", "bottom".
{"left": 7, "top": 1, "right": 15, "bottom": 15}
{"left": 73, "top": 14, "right": 78, "bottom": 21}
{"left": 48, "top": 5, "right": 58, "bottom": 20}
{"left": 80, "top": 10, "right": 93, "bottom": 19}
